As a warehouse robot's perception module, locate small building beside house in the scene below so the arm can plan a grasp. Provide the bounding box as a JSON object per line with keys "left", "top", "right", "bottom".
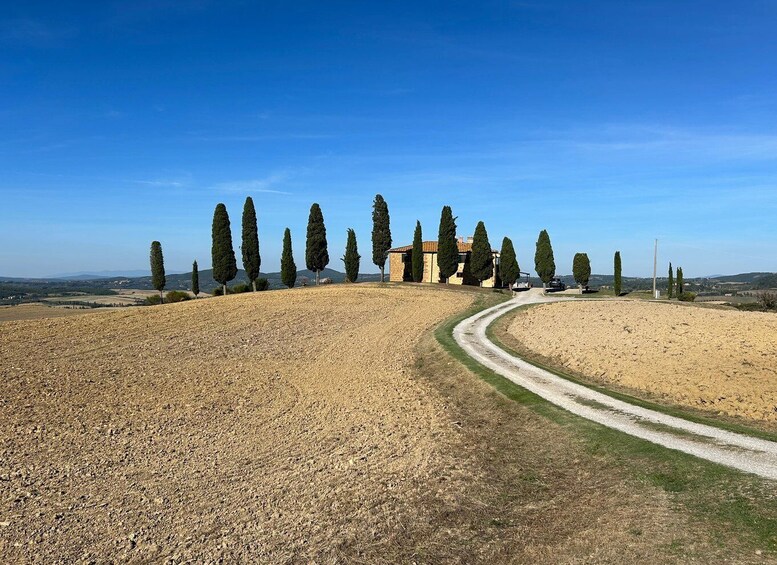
{"left": 388, "top": 236, "right": 501, "bottom": 287}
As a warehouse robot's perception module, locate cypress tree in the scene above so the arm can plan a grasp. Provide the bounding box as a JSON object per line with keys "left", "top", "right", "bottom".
{"left": 667, "top": 263, "right": 674, "bottom": 299}
{"left": 211, "top": 203, "right": 238, "bottom": 296}
{"left": 534, "top": 229, "right": 556, "bottom": 287}
{"left": 572, "top": 252, "right": 591, "bottom": 291}
{"left": 150, "top": 240, "right": 165, "bottom": 303}
{"left": 305, "top": 203, "right": 329, "bottom": 285}
{"left": 499, "top": 237, "right": 519, "bottom": 288}
{"left": 614, "top": 251, "right": 622, "bottom": 296}
{"left": 437, "top": 206, "right": 459, "bottom": 284}
{"left": 411, "top": 220, "right": 424, "bottom": 282}
{"left": 677, "top": 267, "right": 684, "bottom": 296}
{"left": 371, "top": 194, "right": 392, "bottom": 282}
{"left": 191, "top": 260, "right": 200, "bottom": 297}
{"left": 470, "top": 221, "right": 494, "bottom": 286}
{"left": 281, "top": 228, "right": 297, "bottom": 289}
{"left": 241, "top": 196, "right": 261, "bottom": 291}
{"left": 342, "top": 228, "right": 360, "bottom": 282}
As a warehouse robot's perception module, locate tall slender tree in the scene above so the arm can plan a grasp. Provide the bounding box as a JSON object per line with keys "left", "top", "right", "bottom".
{"left": 150, "top": 241, "right": 165, "bottom": 303}
{"left": 281, "top": 228, "right": 297, "bottom": 289}
{"left": 211, "top": 203, "right": 238, "bottom": 296}
{"left": 342, "top": 228, "right": 360, "bottom": 282}
{"left": 499, "top": 237, "right": 520, "bottom": 288}
{"left": 437, "top": 206, "right": 459, "bottom": 284}
{"left": 534, "top": 229, "right": 556, "bottom": 288}
{"left": 470, "top": 221, "right": 494, "bottom": 286}
{"left": 572, "top": 252, "right": 591, "bottom": 291}
{"left": 411, "top": 221, "right": 424, "bottom": 283}
{"left": 614, "top": 251, "right": 622, "bottom": 296}
{"left": 677, "top": 266, "right": 684, "bottom": 296}
{"left": 305, "top": 203, "right": 329, "bottom": 285}
{"left": 667, "top": 262, "right": 674, "bottom": 299}
{"left": 241, "top": 196, "right": 261, "bottom": 291}
{"left": 371, "top": 194, "right": 392, "bottom": 282}
{"left": 191, "top": 260, "right": 200, "bottom": 297}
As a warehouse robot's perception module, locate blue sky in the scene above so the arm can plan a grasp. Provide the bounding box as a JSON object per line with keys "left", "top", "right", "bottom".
{"left": 1, "top": 1, "right": 776, "bottom": 278}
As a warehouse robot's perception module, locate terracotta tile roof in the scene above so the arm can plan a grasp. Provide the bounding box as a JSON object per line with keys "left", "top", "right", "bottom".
{"left": 388, "top": 241, "right": 497, "bottom": 253}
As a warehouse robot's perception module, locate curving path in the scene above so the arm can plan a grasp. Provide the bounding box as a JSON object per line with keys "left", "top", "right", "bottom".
{"left": 453, "top": 289, "right": 777, "bottom": 480}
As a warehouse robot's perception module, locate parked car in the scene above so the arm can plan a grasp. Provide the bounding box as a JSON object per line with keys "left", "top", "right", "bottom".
{"left": 546, "top": 278, "right": 566, "bottom": 291}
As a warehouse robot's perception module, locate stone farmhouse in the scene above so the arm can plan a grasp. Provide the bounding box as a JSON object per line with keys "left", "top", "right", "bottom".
{"left": 388, "top": 236, "right": 501, "bottom": 287}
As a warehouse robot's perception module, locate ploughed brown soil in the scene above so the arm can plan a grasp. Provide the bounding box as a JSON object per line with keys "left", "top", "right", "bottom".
{"left": 2, "top": 285, "right": 771, "bottom": 563}
{"left": 1, "top": 285, "right": 470, "bottom": 562}
{"left": 507, "top": 301, "right": 777, "bottom": 423}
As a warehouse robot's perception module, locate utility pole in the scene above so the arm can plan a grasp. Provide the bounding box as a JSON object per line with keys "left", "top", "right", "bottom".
{"left": 652, "top": 238, "right": 658, "bottom": 299}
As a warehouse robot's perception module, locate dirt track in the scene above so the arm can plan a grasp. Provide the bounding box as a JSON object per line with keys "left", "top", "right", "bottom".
{"left": 508, "top": 300, "right": 777, "bottom": 423}
{"left": 0, "top": 285, "right": 470, "bottom": 562}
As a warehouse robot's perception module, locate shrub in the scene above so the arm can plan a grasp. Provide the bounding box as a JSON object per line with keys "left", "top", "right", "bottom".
{"left": 145, "top": 294, "right": 162, "bottom": 305}
{"left": 212, "top": 286, "right": 230, "bottom": 296}
{"left": 165, "top": 290, "right": 191, "bottom": 303}
{"left": 231, "top": 283, "right": 252, "bottom": 294}
{"left": 677, "top": 291, "right": 696, "bottom": 302}
{"left": 255, "top": 278, "right": 269, "bottom": 291}
{"left": 757, "top": 291, "right": 777, "bottom": 310}
{"left": 736, "top": 302, "right": 763, "bottom": 312}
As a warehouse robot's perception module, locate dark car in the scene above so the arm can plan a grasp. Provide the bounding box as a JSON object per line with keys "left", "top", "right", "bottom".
{"left": 546, "top": 278, "right": 566, "bottom": 291}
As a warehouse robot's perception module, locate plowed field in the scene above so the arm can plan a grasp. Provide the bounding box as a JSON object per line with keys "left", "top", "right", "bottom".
{"left": 0, "top": 285, "right": 470, "bottom": 562}
{"left": 507, "top": 301, "right": 777, "bottom": 423}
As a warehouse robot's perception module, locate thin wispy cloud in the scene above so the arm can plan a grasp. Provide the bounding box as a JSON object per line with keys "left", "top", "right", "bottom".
{"left": 212, "top": 173, "right": 291, "bottom": 194}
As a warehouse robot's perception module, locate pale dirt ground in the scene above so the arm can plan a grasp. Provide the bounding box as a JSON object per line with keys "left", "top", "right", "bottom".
{"left": 0, "top": 285, "right": 470, "bottom": 562}
{"left": 508, "top": 301, "right": 777, "bottom": 423}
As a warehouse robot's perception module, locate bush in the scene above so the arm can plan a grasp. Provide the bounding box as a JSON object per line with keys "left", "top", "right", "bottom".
{"left": 231, "top": 283, "right": 252, "bottom": 294}
{"left": 145, "top": 291, "right": 191, "bottom": 305}
{"left": 758, "top": 291, "right": 777, "bottom": 310}
{"left": 736, "top": 302, "right": 763, "bottom": 312}
{"left": 255, "top": 278, "right": 269, "bottom": 291}
{"left": 212, "top": 286, "right": 230, "bottom": 296}
{"left": 165, "top": 290, "right": 191, "bottom": 303}
{"left": 677, "top": 291, "right": 696, "bottom": 302}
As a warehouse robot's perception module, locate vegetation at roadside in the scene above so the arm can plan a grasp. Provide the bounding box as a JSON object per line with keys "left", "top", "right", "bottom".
{"left": 534, "top": 229, "right": 555, "bottom": 287}
{"left": 469, "top": 221, "right": 494, "bottom": 286}
{"left": 434, "top": 297, "right": 777, "bottom": 559}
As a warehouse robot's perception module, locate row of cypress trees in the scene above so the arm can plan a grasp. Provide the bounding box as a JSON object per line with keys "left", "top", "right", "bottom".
{"left": 151, "top": 194, "right": 395, "bottom": 299}
{"left": 667, "top": 263, "right": 684, "bottom": 298}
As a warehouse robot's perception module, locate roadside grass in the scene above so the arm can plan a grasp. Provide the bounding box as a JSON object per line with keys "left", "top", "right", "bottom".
{"left": 434, "top": 298, "right": 777, "bottom": 558}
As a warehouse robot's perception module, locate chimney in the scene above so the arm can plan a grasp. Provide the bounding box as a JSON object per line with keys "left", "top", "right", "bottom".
{"left": 457, "top": 235, "right": 464, "bottom": 244}
{"left": 466, "top": 236, "right": 474, "bottom": 244}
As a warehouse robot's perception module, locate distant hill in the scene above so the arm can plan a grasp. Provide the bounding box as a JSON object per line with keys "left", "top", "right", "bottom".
{"left": 46, "top": 270, "right": 155, "bottom": 280}
{"left": 107, "top": 267, "right": 383, "bottom": 292}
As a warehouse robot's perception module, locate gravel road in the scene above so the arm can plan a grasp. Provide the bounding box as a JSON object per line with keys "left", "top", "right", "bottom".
{"left": 454, "top": 289, "right": 777, "bottom": 481}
